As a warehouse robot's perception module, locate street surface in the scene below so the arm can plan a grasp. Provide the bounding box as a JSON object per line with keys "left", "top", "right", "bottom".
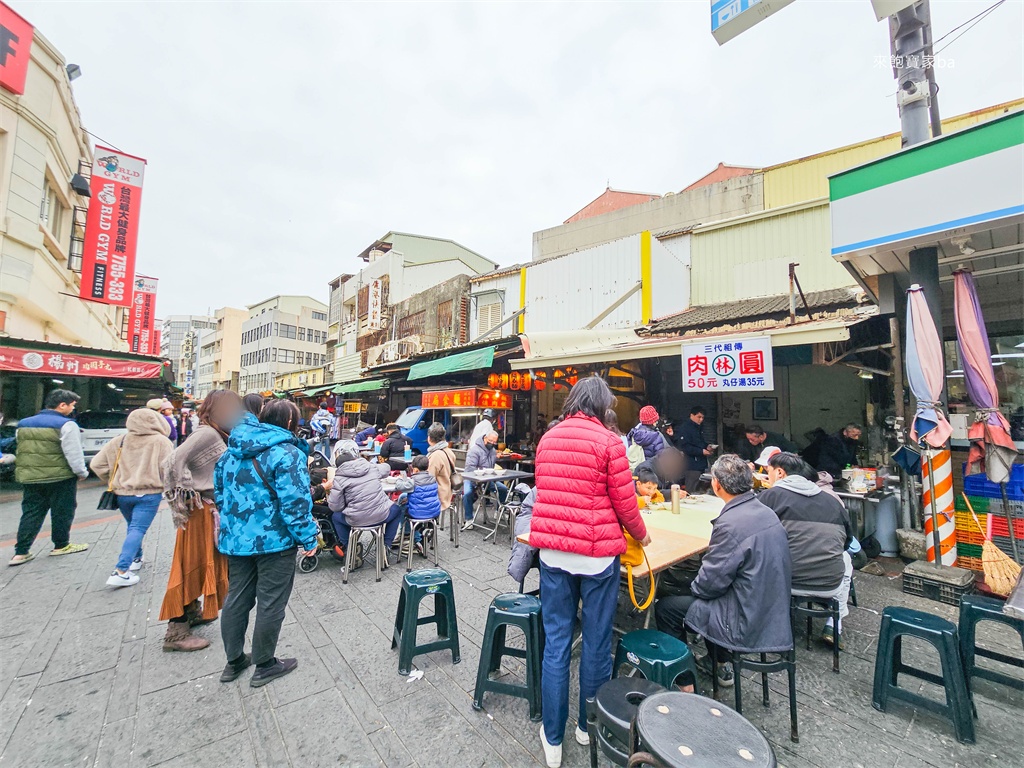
{"left": 0, "top": 484, "right": 1021, "bottom": 767}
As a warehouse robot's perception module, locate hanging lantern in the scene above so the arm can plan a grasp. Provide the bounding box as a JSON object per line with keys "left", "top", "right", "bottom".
{"left": 521, "top": 372, "right": 532, "bottom": 390}
{"left": 509, "top": 371, "right": 521, "bottom": 391}
{"left": 487, "top": 373, "right": 500, "bottom": 389}
{"left": 534, "top": 371, "right": 546, "bottom": 391}
{"left": 566, "top": 366, "right": 578, "bottom": 386}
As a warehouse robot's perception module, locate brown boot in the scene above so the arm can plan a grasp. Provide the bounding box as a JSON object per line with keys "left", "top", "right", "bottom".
{"left": 185, "top": 600, "right": 217, "bottom": 628}
{"left": 163, "top": 621, "right": 211, "bottom": 652}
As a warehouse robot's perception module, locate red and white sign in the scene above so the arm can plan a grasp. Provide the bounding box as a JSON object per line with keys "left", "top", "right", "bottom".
{"left": 682, "top": 336, "right": 774, "bottom": 392}
{"left": 129, "top": 276, "right": 158, "bottom": 355}
{"left": 0, "top": 345, "right": 164, "bottom": 378}
{"left": 79, "top": 147, "right": 147, "bottom": 306}
{"left": 0, "top": 2, "right": 32, "bottom": 95}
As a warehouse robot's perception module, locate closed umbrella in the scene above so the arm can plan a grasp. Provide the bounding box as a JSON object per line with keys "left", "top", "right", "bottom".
{"left": 953, "top": 269, "right": 1019, "bottom": 561}
{"left": 905, "top": 285, "right": 953, "bottom": 563}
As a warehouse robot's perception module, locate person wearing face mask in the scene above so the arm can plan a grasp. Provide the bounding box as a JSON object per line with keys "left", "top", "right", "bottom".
{"left": 159, "top": 389, "right": 243, "bottom": 652}
{"left": 461, "top": 430, "right": 507, "bottom": 531}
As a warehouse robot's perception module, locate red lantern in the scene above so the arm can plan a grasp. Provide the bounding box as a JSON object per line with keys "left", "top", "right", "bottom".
{"left": 487, "top": 373, "right": 500, "bottom": 388}
{"left": 521, "top": 372, "right": 532, "bottom": 390}
{"left": 509, "top": 371, "right": 521, "bottom": 391}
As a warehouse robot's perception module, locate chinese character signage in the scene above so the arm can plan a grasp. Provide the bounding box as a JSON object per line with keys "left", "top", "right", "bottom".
{"left": 129, "top": 276, "right": 158, "bottom": 355}
{"left": 421, "top": 388, "right": 512, "bottom": 410}
{"left": 367, "top": 279, "right": 383, "bottom": 330}
{"left": 0, "top": 2, "right": 32, "bottom": 95}
{"left": 681, "top": 336, "right": 774, "bottom": 392}
{"left": 0, "top": 345, "right": 164, "bottom": 378}
{"left": 343, "top": 401, "right": 362, "bottom": 413}
{"left": 79, "top": 147, "right": 147, "bottom": 307}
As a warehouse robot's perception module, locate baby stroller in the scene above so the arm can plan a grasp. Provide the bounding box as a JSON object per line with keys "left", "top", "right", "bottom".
{"left": 298, "top": 457, "right": 365, "bottom": 573}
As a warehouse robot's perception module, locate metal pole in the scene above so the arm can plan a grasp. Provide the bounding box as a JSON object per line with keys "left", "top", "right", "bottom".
{"left": 1000, "top": 483, "right": 1021, "bottom": 563}
{"left": 889, "top": 1, "right": 933, "bottom": 147}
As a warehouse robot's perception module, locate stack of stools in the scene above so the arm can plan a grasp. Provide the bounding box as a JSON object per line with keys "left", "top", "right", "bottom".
{"left": 711, "top": 647, "right": 799, "bottom": 743}
{"left": 630, "top": 690, "right": 778, "bottom": 768}
{"left": 958, "top": 594, "right": 1024, "bottom": 699}
{"left": 473, "top": 593, "right": 544, "bottom": 721}
{"left": 585, "top": 677, "right": 664, "bottom": 768}
{"left": 790, "top": 594, "right": 842, "bottom": 673}
{"left": 391, "top": 568, "right": 461, "bottom": 676}
{"left": 871, "top": 606, "right": 975, "bottom": 744}
{"left": 613, "top": 630, "right": 698, "bottom": 690}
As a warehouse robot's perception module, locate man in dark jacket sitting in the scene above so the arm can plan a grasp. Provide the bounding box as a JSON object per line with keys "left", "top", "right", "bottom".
{"left": 734, "top": 424, "right": 799, "bottom": 465}
{"left": 655, "top": 454, "right": 793, "bottom": 688}
{"left": 815, "top": 423, "right": 862, "bottom": 478}
{"left": 760, "top": 452, "right": 854, "bottom": 648}
{"left": 378, "top": 423, "right": 413, "bottom": 471}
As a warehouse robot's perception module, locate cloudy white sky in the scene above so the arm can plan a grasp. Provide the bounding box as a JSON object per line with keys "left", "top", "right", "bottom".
{"left": 16, "top": 0, "right": 1024, "bottom": 317}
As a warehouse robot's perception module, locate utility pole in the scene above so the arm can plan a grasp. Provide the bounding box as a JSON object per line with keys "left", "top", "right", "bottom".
{"left": 888, "top": 0, "right": 936, "bottom": 148}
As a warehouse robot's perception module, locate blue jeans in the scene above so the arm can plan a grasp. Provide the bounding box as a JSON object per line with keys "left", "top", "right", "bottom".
{"left": 115, "top": 493, "right": 162, "bottom": 572}
{"left": 331, "top": 503, "right": 403, "bottom": 551}
{"left": 539, "top": 557, "right": 620, "bottom": 745}
{"left": 462, "top": 480, "right": 508, "bottom": 521}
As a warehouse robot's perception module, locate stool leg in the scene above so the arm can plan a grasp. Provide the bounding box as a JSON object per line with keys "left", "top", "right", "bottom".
{"left": 760, "top": 652, "right": 770, "bottom": 707}
{"left": 489, "top": 624, "right": 507, "bottom": 674}
{"left": 940, "top": 631, "right": 976, "bottom": 744}
{"left": 586, "top": 698, "right": 599, "bottom": 768}
{"left": 787, "top": 651, "right": 799, "bottom": 743}
{"left": 447, "top": 593, "right": 461, "bottom": 664}
{"left": 959, "top": 601, "right": 977, "bottom": 697}
{"left": 831, "top": 600, "right": 840, "bottom": 674}
{"left": 527, "top": 619, "right": 542, "bottom": 722}
{"left": 849, "top": 577, "right": 858, "bottom": 607}
{"left": 872, "top": 615, "right": 894, "bottom": 712}
{"left": 805, "top": 607, "right": 812, "bottom": 652}
{"left": 398, "top": 590, "right": 421, "bottom": 676}
{"left": 473, "top": 614, "right": 496, "bottom": 711}
{"left": 407, "top": 524, "right": 415, "bottom": 572}
{"left": 431, "top": 520, "right": 440, "bottom": 566}
{"left": 375, "top": 529, "right": 383, "bottom": 582}
{"left": 732, "top": 653, "right": 743, "bottom": 715}
{"left": 343, "top": 528, "right": 357, "bottom": 584}
{"left": 391, "top": 587, "right": 407, "bottom": 650}
{"left": 711, "top": 652, "right": 719, "bottom": 697}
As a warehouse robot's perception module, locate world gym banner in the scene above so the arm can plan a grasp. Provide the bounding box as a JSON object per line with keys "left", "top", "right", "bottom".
{"left": 129, "top": 276, "right": 158, "bottom": 355}
{"left": 79, "top": 147, "right": 147, "bottom": 306}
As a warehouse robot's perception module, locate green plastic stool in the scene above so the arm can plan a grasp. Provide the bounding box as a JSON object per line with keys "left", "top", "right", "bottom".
{"left": 613, "top": 629, "right": 697, "bottom": 689}
{"left": 391, "top": 568, "right": 461, "bottom": 676}
{"left": 958, "top": 594, "right": 1024, "bottom": 694}
{"left": 473, "top": 593, "right": 544, "bottom": 721}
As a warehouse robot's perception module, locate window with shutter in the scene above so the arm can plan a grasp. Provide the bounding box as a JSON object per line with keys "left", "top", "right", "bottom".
{"left": 477, "top": 302, "right": 503, "bottom": 339}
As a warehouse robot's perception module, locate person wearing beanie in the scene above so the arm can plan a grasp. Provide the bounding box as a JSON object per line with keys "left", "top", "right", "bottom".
{"left": 626, "top": 405, "right": 668, "bottom": 461}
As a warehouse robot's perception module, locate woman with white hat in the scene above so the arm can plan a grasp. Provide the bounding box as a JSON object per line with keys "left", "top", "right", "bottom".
{"left": 147, "top": 398, "right": 178, "bottom": 443}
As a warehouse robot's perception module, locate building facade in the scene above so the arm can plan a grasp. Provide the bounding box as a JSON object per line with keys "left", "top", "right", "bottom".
{"left": 195, "top": 306, "right": 247, "bottom": 398}
{"left": 0, "top": 26, "right": 125, "bottom": 350}
{"left": 239, "top": 295, "right": 328, "bottom": 394}
{"left": 160, "top": 314, "right": 216, "bottom": 388}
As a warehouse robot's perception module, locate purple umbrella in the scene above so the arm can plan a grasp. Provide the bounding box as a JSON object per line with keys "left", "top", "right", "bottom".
{"left": 954, "top": 269, "right": 1019, "bottom": 560}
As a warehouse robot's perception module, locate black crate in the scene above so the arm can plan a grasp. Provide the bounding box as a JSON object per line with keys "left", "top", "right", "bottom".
{"left": 902, "top": 562, "right": 975, "bottom": 607}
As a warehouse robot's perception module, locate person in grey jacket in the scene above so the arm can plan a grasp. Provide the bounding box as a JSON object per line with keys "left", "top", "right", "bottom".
{"left": 461, "top": 431, "right": 507, "bottom": 530}
{"left": 655, "top": 454, "right": 793, "bottom": 689}
{"left": 508, "top": 485, "right": 538, "bottom": 584}
{"left": 327, "top": 443, "right": 402, "bottom": 557}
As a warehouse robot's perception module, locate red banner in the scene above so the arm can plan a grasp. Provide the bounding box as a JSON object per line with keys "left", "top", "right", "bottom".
{"left": 421, "top": 388, "right": 512, "bottom": 409}
{"left": 0, "top": 2, "right": 32, "bottom": 95}
{"left": 79, "top": 147, "right": 146, "bottom": 306}
{"left": 129, "top": 276, "right": 158, "bottom": 355}
{"left": 0, "top": 345, "right": 163, "bottom": 379}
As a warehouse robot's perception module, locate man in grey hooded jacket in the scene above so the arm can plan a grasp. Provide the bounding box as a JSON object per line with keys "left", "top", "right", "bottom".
{"left": 327, "top": 442, "right": 403, "bottom": 556}
{"left": 759, "top": 452, "right": 854, "bottom": 648}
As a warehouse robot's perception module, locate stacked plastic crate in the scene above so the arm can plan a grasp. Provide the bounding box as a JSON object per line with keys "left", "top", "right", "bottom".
{"left": 954, "top": 464, "right": 1024, "bottom": 571}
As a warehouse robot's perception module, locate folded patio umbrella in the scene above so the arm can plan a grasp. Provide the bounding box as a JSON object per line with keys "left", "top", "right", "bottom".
{"left": 906, "top": 285, "right": 953, "bottom": 562}
{"left": 954, "top": 269, "right": 1019, "bottom": 561}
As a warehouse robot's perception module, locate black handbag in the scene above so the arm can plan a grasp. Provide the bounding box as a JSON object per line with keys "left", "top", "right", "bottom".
{"left": 97, "top": 440, "right": 123, "bottom": 510}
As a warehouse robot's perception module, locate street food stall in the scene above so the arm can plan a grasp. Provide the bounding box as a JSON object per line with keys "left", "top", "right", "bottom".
{"left": 395, "top": 387, "right": 513, "bottom": 455}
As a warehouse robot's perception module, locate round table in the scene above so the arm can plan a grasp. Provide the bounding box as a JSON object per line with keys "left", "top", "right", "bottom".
{"left": 632, "top": 691, "right": 776, "bottom": 768}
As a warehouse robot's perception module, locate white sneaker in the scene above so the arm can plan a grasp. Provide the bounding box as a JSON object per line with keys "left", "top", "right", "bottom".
{"left": 575, "top": 726, "right": 589, "bottom": 746}
{"left": 106, "top": 570, "right": 139, "bottom": 587}
{"left": 129, "top": 557, "right": 144, "bottom": 572}
{"left": 539, "top": 724, "right": 562, "bottom": 768}
{"left": 461, "top": 520, "right": 475, "bottom": 531}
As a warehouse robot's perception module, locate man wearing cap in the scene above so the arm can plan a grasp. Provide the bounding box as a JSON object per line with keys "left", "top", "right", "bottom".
{"left": 626, "top": 406, "right": 668, "bottom": 461}
{"left": 752, "top": 445, "right": 782, "bottom": 474}
{"left": 469, "top": 408, "right": 496, "bottom": 448}
{"left": 148, "top": 399, "right": 178, "bottom": 443}
{"left": 735, "top": 425, "right": 798, "bottom": 465}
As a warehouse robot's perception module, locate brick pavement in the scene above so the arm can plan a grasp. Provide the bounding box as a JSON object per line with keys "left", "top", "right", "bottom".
{"left": 0, "top": 486, "right": 1021, "bottom": 768}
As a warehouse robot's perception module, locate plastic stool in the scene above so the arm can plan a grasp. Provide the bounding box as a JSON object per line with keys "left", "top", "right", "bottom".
{"left": 391, "top": 568, "right": 461, "bottom": 676}
{"left": 872, "top": 606, "right": 974, "bottom": 744}
{"left": 473, "top": 593, "right": 543, "bottom": 721}
{"left": 585, "top": 676, "right": 664, "bottom": 768}
{"left": 790, "top": 593, "right": 841, "bottom": 673}
{"left": 343, "top": 523, "right": 388, "bottom": 584}
{"left": 396, "top": 516, "right": 441, "bottom": 572}
{"left": 630, "top": 690, "right": 778, "bottom": 768}
{"left": 712, "top": 648, "right": 799, "bottom": 743}
{"left": 958, "top": 594, "right": 1024, "bottom": 693}
{"left": 613, "top": 630, "right": 697, "bottom": 689}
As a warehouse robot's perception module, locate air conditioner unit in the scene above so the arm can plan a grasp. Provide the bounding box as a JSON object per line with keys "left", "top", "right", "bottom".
{"left": 298, "top": 374, "right": 307, "bottom": 384}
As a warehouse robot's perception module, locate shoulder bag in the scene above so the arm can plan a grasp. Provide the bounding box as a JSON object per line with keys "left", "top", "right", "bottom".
{"left": 621, "top": 530, "right": 654, "bottom": 610}
{"left": 97, "top": 439, "right": 123, "bottom": 510}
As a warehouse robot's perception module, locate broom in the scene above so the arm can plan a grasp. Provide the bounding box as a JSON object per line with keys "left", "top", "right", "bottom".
{"left": 963, "top": 493, "right": 1022, "bottom": 597}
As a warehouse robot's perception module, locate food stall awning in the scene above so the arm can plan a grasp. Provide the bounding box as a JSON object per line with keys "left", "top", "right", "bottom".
{"left": 509, "top": 315, "right": 876, "bottom": 371}
{"left": 333, "top": 378, "right": 389, "bottom": 395}
{"left": 0, "top": 340, "right": 169, "bottom": 380}
{"left": 303, "top": 385, "right": 334, "bottom": 397}
{"left": 407, "top": 345, "right": 496, "bottom": 382}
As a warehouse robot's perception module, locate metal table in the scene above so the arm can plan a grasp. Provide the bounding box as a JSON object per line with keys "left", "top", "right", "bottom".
{"left": 463, "top": 470, "right": 534, "bottom": 532}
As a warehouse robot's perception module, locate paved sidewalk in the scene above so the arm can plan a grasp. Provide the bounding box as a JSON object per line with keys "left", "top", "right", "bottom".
{"left": 0, "top": 489, "right": 1021, "bottom": 767}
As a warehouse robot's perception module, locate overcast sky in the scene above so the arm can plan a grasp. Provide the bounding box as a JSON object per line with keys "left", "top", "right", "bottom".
{"left": 17, "top": 0, "right": 1024, "bottom": 317}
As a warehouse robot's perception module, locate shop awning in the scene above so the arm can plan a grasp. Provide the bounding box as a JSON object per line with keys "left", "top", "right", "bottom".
{"left": 303, "top": 385, "right": 334, "bottom": 397}
{"left": 509, "top": 315, "right": 877, "bottom": 371}
{"left": 0, "top": 340, "right": 170, "bottom": 381}
{"left": 333, "top": 378, "right": 389, "bottom": 395}
{"left": 407, "top": 345, "right": 495, "bottom": 382}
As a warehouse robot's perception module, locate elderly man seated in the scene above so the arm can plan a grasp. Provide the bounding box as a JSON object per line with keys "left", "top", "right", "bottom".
{"left": 655, "top": 454, "right": 793, "bottom": 689}
{"left": 462, "top": 431, "right": 507, "bottom": 531}
{"left": 758, "top": 451, "right": 854, "bottom": 648}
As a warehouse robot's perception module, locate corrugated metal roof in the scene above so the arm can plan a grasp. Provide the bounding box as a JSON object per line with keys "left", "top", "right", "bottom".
{"left": 647, "top": 287, "right": 866, "bottom": 334}
{"left": 653, "top": 226, "right": 695, "bottom": 239}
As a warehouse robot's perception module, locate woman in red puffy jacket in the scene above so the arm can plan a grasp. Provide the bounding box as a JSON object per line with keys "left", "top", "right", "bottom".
{"left": 530, "top": 377, "right": 650, "bottom": 767}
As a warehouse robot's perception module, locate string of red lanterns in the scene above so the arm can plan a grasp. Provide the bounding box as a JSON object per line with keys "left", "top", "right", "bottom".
{"left": 487, "top": 368, "right": 578, "bottom": 392}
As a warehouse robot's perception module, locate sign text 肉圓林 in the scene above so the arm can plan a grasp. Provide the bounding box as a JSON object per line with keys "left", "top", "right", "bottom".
{"left": 681, "top": 336, "right": 774, "bottom": 392}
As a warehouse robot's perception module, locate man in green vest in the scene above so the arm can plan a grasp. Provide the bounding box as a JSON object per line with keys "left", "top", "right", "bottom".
{"left": 9, "top": 389, "right": 91, "bottom": 566}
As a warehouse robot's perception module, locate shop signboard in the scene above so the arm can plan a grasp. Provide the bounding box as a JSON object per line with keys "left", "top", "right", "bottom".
{"left": 343, "top": 401, "right": 362, "bottom": 413}
{"left": 0, "top": 345, "right": 164, "bottom": 378}
{"left": 129, "top": 276, "right": 158, "bottom": 355}
{"left": 421, "top": 388, "right": 512, "bottom": 410}
{"left": 711, "top": 0, "right": 794, "bottom": 45}
{"left": 0, "top": 2, "right": 33, "bottom": 95}
{"left": 79, "top": 147, "right": 147, "bottom": 307}
{"left": 681, "top": 336, "right": 774, "bottom": 392}
{"left": 367, "top": 279, "right": 383, "bottom": 330}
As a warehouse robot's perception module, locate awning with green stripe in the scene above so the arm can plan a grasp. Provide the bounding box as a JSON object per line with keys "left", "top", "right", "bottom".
{"left": 407, "top": 346, "right": 495, "bottom": 382}
{"left": 333, "top": 378, "right": 389, "bottom": 395}
{"left": 303, "top": 385, "right": 334, "bottom": 397}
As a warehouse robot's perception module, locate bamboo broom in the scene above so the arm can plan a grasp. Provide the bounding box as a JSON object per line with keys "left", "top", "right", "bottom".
{"left": 963, "top": 493, "right": 1022, "bottom": 597}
